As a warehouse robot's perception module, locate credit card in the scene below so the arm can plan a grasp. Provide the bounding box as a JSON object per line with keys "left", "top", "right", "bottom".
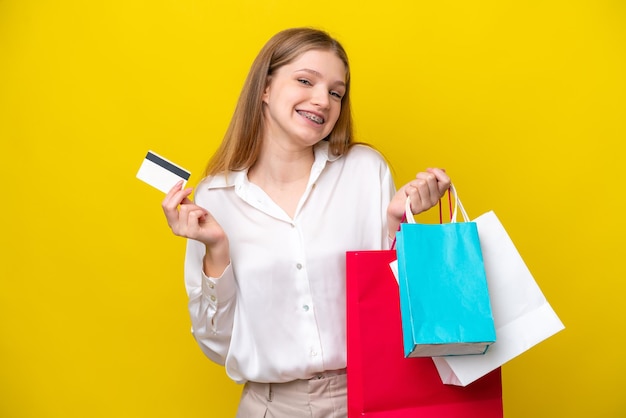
{"left": 136, "top": 150, "right": 191, "bottom": 193}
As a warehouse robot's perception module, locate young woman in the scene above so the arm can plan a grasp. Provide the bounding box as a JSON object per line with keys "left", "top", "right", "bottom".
{"left": 162, "top": 27, "right": 450, "bottom": 417}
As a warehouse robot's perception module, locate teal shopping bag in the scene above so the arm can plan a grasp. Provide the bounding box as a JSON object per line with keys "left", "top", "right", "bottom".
{"left": 396, "top": 185, "right": 496, "bottom": 358}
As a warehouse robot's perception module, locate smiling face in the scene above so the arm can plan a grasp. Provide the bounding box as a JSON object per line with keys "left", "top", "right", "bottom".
{"left": 261, "top": 49, "right": 347, "bottom": 149}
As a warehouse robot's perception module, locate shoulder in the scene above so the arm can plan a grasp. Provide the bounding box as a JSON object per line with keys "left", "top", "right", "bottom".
{"left": 341, "top": 144, "right": 390, "bottom": 172}
{"left": 346, "top": 143, "right": 387, "bottom": 161}
{"left": 193, "top": 171, "right": 243, "bottom": 203}
{"left": 196, "top": 171, "right": 244, "bottom": 190}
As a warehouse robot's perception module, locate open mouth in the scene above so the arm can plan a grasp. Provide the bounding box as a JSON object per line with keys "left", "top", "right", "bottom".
{"left": 297, "top": 110, "right": 324, "bottom": 125}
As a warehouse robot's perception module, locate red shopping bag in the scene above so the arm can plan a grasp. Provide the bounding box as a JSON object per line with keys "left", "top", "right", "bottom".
{"left": 346, "top": 250, "right": 503, "bottom": 417}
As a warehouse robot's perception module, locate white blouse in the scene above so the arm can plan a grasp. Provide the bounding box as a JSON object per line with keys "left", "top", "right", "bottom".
{"left": 184, "top": 141, "right": 395, "bottom": 384}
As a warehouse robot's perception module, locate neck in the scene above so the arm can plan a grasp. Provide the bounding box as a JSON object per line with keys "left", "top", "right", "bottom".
{"left": 249, "top": 139, "right": 315, "bottom": 185}
{"left": 247, "top": 139, "right": 316, "bottom": 218}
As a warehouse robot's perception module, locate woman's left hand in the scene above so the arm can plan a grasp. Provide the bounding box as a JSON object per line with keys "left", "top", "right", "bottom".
{"left": 387, "top": 168, "right": 451, "bottom": 237}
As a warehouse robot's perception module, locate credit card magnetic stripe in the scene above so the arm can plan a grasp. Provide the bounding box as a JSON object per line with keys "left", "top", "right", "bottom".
{"left": 145, "top": 151, "right": 191, "bottom": 180}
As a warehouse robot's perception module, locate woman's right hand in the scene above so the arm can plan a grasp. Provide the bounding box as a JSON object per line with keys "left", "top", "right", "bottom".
{"left": 162, "top": 181, "right": 230, "bottom": 277}
{"left": 162, "top": 180, "right": 227, "bottom": 248}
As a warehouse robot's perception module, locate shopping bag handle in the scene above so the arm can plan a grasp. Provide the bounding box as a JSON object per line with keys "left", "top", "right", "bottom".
{"left": 438, "top": 188, "right": 453, "bottom": 224}
{"left": 451, "top": 184, "right": 471, "bottom": 223}
{"left": 404, "top": 183, "right": 470, "bottom": 224}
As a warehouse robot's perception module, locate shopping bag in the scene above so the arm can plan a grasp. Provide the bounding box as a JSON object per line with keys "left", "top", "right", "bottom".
{"left": 346, "top": 250, "right": 503, "bottom": 417}
{"left": 395, "top": 186, "right": 496, "bottom": 357}
{"left": 432, "top": 210, "right": 565, "bottom": 386}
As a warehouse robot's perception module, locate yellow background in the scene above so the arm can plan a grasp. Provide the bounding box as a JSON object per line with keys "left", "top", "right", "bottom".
{"left": 1, "top": 0, "right": 624, "bottom": 417}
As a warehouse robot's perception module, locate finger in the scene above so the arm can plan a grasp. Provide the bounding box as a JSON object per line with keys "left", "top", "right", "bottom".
{"left": 164, "top": 180, "right": 185, "bottom": 202}
{"left": 414, "top": 172, "right": 439, "bottom": 205}
{"left": 162, "top": 182, "right": 184, "bottom": 213}
{"left": 162, "top": 184, "right": 193, "bottom": 211}
{"left": 170, "top": 204, "right": 195, "bottom": 235}
{"left": 188, "top": 208, "right": 209, "bottom": 227}
{"left": 179, "top": 204, "right": 209, "bottom": 224}
{"left": 162, "top": 190, "right": 194, "bottom": 230}
{"left": 177, "top": 207, "right": 210, "bottom": 239}
{"left": 405, "top": 183, "right": 428, "bottom": 214}
{"left": 426, "top": 168, "right": 452, "bottom": 196}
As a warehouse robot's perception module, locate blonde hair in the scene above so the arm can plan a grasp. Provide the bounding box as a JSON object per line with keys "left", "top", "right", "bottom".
{"left": 205, "top": 27, "right": 354, "bottom": 176}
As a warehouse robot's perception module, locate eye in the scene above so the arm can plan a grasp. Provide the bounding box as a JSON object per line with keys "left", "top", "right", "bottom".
{"left": 298, "top": 78, "right": 312, "bottom": 86}
{"left": 330, "top": 90, "right": 344, "bottom": 100}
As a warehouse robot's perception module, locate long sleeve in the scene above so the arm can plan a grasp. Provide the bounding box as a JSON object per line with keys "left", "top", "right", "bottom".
{"left": 184, "top": 237, "right": 237, "bottom": 365}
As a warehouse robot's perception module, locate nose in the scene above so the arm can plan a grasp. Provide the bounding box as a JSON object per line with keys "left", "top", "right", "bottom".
{"left": 311, "top": 85, "right": 330, "bottom": 109}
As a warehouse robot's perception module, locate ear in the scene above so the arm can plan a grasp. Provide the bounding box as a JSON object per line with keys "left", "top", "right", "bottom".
{"left": 261, "top": 76, "right": 271, "bottom": 103}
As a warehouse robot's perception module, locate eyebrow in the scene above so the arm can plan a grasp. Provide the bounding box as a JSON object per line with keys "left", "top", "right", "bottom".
{"left": 296, "top": 68, "right": 346, "bottom": 88}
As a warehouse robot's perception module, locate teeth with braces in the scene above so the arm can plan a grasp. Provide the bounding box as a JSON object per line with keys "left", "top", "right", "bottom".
{"left": 299, "top": 111, "right": 323, "bottom": 124}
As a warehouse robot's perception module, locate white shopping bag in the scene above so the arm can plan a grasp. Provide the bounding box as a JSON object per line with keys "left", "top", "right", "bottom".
{"left": 432, "top": 210, "right": 565, "bottom": 386}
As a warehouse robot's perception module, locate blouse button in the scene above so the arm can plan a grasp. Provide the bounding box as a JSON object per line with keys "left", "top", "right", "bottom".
{"left": 303, "top": 305, "right": 310, "bottom": 312}
{"left": 210, "top": 295, "right": 216, "bottom": 302}
{"left": 296, "top": 263, "right": 303, "bottom": 270}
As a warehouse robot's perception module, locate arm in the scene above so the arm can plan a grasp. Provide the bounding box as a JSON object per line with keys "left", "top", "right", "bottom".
{"left": 387, "top": 168, "right": 451, "bottom": 238}
{"left": 162, "top": 181, "right": 235, "bottom": 364}
{"left": 184, "top": 238, "right": 236, "bottom": 365}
